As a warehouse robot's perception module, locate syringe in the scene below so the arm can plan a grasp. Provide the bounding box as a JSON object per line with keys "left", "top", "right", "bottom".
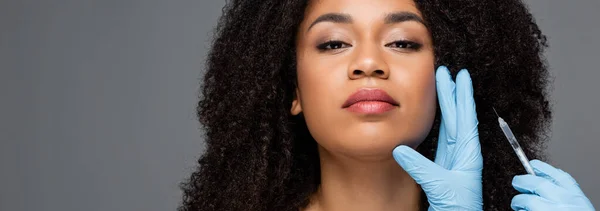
{"left": 493, "top": 108, "right": 536, "bottom": 176}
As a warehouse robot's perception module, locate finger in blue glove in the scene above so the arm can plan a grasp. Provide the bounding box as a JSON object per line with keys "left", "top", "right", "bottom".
{"left": 511, "top": 160, "right": 595, "bottom": 211}
{"left": 393, "top": 66, "right": 483, "bottom": 211}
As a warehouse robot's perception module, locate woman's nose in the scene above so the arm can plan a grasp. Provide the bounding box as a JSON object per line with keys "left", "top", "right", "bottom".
{"left": 347, "top": 46, "right": 390, "bottom": 80}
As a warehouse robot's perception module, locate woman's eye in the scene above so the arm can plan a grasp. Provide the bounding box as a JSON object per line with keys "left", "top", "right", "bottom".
{"left": 385, "top": 40, "right": 422, "bottom": 51}
{"left": 316, "top": 41, "right": 351, "bottom": 51}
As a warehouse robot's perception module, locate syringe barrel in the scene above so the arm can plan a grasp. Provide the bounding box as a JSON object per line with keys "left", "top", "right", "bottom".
{"left": 498, "top": 118, "right": 536, "bottom": 175}
{"left": 499, "top": 119, "right": 521, "bottom": 149}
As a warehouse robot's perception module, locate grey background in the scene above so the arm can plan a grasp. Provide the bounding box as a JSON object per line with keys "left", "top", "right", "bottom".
{"left": 0, "top": 0, "right": 597, "bottom": 210}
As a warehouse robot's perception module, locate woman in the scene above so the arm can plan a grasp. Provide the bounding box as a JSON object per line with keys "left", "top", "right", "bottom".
{"left": 180, "top": 0, "right": 595, "bottom": 210}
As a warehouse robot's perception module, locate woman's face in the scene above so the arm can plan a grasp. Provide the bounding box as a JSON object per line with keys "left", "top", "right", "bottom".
{"left": 292, "top": 0, "right": 436, "bottom": 159}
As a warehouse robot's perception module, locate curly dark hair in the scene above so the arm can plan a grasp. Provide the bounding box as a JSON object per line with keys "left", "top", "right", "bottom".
{"left": 179, "top": 0, "right": 552, "bottom": 210}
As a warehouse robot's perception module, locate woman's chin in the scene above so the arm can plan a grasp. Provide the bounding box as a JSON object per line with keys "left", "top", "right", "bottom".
{"left": 309, "top": 121, "right": 431, "bottom": 161}
{"left": 318, "top": 135, "right": 422, "bottom": 162}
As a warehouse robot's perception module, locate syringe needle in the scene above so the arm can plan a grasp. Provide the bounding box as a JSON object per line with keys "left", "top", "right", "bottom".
{"left": 493, "top": 107, "right": 499, "bottom": 117}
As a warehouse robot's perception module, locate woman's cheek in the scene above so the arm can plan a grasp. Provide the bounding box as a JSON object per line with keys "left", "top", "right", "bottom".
{"left": 296, "top": 66, "right": 348, "bottom": 145}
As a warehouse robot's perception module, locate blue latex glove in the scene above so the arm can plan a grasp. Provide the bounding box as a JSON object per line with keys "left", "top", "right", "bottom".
{"left": 511, "top": 159, "right": 596, "bottom": 211}
{"left": 393, "top": 66, "right": 483, "bottom": 210}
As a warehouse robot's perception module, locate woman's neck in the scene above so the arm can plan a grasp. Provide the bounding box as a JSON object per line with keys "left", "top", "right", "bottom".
{"left": 303, "top": 146, "right": 422, "bottom": 211}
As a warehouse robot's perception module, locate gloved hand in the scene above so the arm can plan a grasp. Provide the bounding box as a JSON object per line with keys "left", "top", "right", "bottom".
{"left": 393, "top": 66, "right": 483, "bottom": 210}
{"left": 511, "top": 159, "right": 596, "bottom": 211}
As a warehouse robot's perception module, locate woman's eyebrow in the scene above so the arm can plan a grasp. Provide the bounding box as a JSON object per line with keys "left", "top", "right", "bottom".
{"left": 384, "top": 11, "right": 425, "bottom": 25}
{"left": 307, "top": 13, "right": 352, "bottom": 33}
{"left": 306, "top": 11, "right": 425, "bottom": 33}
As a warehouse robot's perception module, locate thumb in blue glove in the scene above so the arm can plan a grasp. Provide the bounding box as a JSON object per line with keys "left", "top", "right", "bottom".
{"left": 511, "top": 159, "right": 595, "bottom": 211}
{"left": 393, "top": 66, "right": 483, "bottom": 211}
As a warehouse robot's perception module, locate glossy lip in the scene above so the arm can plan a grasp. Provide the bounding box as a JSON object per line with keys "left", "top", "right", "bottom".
{"left": 342, "top": 88, "right": 399, "bottom": 109}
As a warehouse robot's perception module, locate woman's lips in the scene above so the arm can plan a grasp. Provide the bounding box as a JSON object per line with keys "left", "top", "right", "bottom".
{"left": 344, "top": 101, "right": 396, "bottom": 113}
{"left": 342, "top": 89, "right": 399, "bottom": 114}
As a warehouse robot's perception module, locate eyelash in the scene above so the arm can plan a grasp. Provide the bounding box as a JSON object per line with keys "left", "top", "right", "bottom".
{"left": 385, "top": 40, "right": 423, "bottom": 50}
{"left": 316, "top": 40, "right": 423, "bottom": 52}
{"left": 316, "top": 40, "right": 350, "bottom": 51}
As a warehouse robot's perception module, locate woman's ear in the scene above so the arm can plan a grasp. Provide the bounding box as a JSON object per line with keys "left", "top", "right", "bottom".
{"left": 290, "top": 88, "right": 303, "bottom": 115}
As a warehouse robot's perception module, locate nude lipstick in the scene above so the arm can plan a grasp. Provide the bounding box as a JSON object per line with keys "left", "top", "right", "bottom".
{"left": 342, "top": 89, "right": 399, "bottom": 114}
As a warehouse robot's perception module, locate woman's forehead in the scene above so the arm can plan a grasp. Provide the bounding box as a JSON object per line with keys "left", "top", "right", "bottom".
{"left": 300, "top": 0, "right": 423, "bottom": 30}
